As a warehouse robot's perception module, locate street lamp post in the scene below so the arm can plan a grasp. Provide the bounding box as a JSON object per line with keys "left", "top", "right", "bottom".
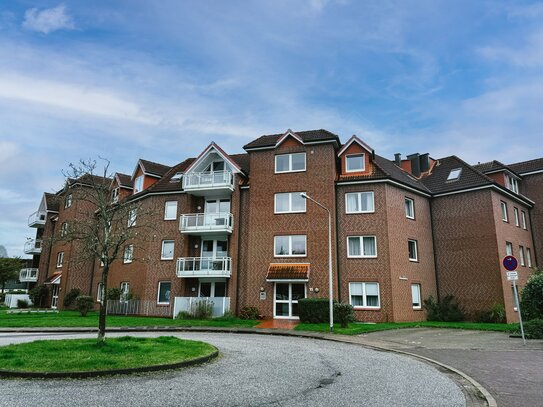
{"left": 300, "top": 193, "right": 333, "bottom": 332}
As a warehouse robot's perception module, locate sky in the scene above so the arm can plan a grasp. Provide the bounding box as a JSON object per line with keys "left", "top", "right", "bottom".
{"left": 1, "top": 0, "right": 543, "bottom": 257}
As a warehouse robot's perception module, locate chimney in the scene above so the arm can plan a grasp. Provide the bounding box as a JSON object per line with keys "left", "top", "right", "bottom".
{"left": 419, "top": 153, "right": 430, "bottom": 173}
{"left": 394, "top": 153, "right": 402, "bottom": 166}
{"left": 407, "top": 153, "right": 421, "bottom": 177}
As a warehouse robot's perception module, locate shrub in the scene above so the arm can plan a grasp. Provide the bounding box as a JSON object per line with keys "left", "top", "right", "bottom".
{"left": 176, "top": 311, "right": 193, "bottom": 320}
{"left": 523, "top": 319, "right": 543, "bottom": 339}
{"left": 520, "top": 268, "right": 543, "bottom": 321}
{"left": 334, "top": 303, "right": 355, "bottom": 328}
{"left": 475, "top": 303, "right": 506, "bottom": 323}
{"left": 28, "top": 285, "right": 49, "bottom": 308}
{"left": 239, "top": 306, "right": 260, "bottom": 320}
{"left": 106, "top": 288, "right": 121, "bottom": 301}
{"left": 298, "top": 298, "right": 337, "bottom": 323}
{"left": 190, "top": 299, "right": 214, "bottom": 319}
{"left": 423, "top": 295, "right": 464, "bottom": 322}
{"left": 63, "top": 288, "right": 81, "bottom": 308}
{"left": 17, "top": 299, "right": 29, "bottom": 309}
{"left": 75, "top": 296, "right": 94, "bottom": 316}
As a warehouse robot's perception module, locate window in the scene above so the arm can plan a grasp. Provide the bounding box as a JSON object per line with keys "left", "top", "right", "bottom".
{"left": 64, "top": 194, "right": 72, "bottom": 208}
{"left": 405, "top": 197, "right": 415, "bottom": 219}
{"left": 123, "top": 245, "right": 133, "bottom": 263}
{"left": 56, "top": 252, "right": 64, "bottom": 268}
{"left": 514, "top": 207, "right": 520, "bottom": 227}
{"left": 505, "top": 242, "right": 513, "bottom": 256}
{"left": 60, "top": 222, "right": 68, "bottom": 237}
{"left": 519, "top": 246, "right": 526, "bottom": 266}
{"left": 164, "top": 201, "right": 178, "bottom": 220}
{"left": 347, "top": 236, "right": 377, "bottom": 258}
{"left": 345, "top": 192, "right": 374, "bottom": 213}
{"left": 134, "top": 175, "right": 144, "bottom": 194}
{"left": 521, "top": 211, "right": 527, "bottom": 230}
{"left": 447, "top": 168, "right": 462, "bottom": 181}
{"left": 505, "top": 174, "right": 519, "bottom": 194}
{"left": 120, "top": 282, "right": 130, "bottom": 302}
{"left": 501, "top": 201, "right": 508, "bottom": 222}
{"left": 346, "top": 154, "right": 365, "bottom": 172}
{"left": 349, "top": 282, "right": 380, "bottom": 308}
{"left": 275, "top": 192, "right": 307, "bottom": 213}
{"left": 97, "top": 283, "right": 104, "bottom": 303}
{"left": 527, "top": 248, "right": 533, "bottom": 268}
{"left": 157, "top": 281, "right": 172, "bottom": 304}
{"left": 408, "top": 239, "right": 418, "bottom": 261}
{"left": 170, "top": 172, "right": 183, "bottom": 182}
{"left": 411, "top": 284, "right": 422, "bottom": 309}
{"left": 111, "top": 188, "right": 119, "bottom": 203}
{"left": 161, "top": 240, "right": 175, "bottom": 260}
{"left": 274, "top": 235, "right": 307, "bottom": 257}
{"left": 275, "top": 153, "right": 306, "bottom": 173}
{"left": 128, "top": 208, "right": 137, "bottom": 227}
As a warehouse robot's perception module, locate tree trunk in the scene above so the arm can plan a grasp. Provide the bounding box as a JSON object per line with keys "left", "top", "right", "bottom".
{"left": 97, "top": 266, "right": 108, "bottom": 343}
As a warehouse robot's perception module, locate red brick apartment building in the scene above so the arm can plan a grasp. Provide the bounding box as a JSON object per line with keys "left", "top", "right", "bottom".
{"left": 21, "top": 130, "right": 541, "bottom": 323}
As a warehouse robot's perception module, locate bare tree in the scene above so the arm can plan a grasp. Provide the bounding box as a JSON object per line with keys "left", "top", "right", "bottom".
{"left": 59, "top": 159, "right": 156, "bottom": 342}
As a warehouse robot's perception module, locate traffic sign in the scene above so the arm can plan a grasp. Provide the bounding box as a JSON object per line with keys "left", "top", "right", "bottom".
{"left": 503, "top": 256, "right": 518, "bottom": 271}
{"left": 506, "top": 271, "right": 518, "bottom": 281}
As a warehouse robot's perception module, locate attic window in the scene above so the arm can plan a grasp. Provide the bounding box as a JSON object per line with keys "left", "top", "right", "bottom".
{"left": 447, "top": 168, "right": 462, "bottom": 181}
{"left": 170, "top": 172, "right": 183, "bottom": 182}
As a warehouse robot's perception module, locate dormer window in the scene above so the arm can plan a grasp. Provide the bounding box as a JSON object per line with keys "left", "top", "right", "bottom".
{"left": 204, "top": 161, "right": 225, "bottom": 172}
{"left": 447, "top": 168, "right": 462, "bottom": 181}
{"left": 346, "top": 154, "right": 365, "bottom": 172}
{"left": 64, "top": 194, "right": 72, "bottom": 208}
{"left": 134, "top": 175, "right": 144, "bottom": 194}
{"left": 111, "top": 188, "right": 119, "bottom": 203}
{"left": 275, "top": 153, "right": 306, "bottom": 173}
{"left": 505, "top": 174, "right": 519, "bottom": 194}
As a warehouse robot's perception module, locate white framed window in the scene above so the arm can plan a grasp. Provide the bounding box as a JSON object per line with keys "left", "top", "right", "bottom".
{"left": 123, "top": 245, "right": 134, "bottom": 263}
{"left": 505, "top": 241, "right": 513, "bottom": 256}
{"left": 56, "top": 252, "right": 64, "bottom": 268}
{"left": 275, "top": 153, "right": 306, "bottom": 173}
{"left": 97, "top": 283, "right": 104, "bottom": 303}
{"left": 111, "top": 188, "right": 119, "bottom": 203}
{"left": 274, "top": 235, "right": 307, "bottom": 257}
{"left": 447, "top": 168, "right": 462, "bottom": 181}
{"left": 527, "top": 248, "right": 532, "bottom": 268}
{"left": 64, "top": 194, "right": 72, "bottom": 208}
{"left": 134, "top": 175, "right": 144, "bottom": 194}
{"left": 505, "top": 174, "right": 519, "bottom": 194}
{"left": 411, "top": 284, "right": 422, "bottom": 309}
{"left": 405, "top": 197, "right": 415, "bottom": 219}
{"left": 521, "top": 211, "right": 527, "bottom": 230}
{"left": 161, "top": 240, "right": 175, "bottom": 260}
{"left": 514, "top": 207, "right": 520, "bottom": 227}
{"left": 120, "top": 282, "right": 130, "bottom": 302}
{"left": 500, "top": 201, "right": 508, "bottom": 222}
{"left": 345, "top": 192, "right": 374, "bottom": 213}
{"left": 349, "top": 282, "right": 380, "bottom": 308}
{"left": 164, "top": 201, "right": 178, "bottom": 220}
{"left": 408, "top": 239, "right": 418, "bottom": 262}
{"left": 157, "top": 281, "right": 172, "bottom": 304}
{"left": 519, "top": 246, "right": 526, "bottom": 266}
{"left": 275, "top": 192, "right": 307, "bottom": 213}
{"left": 60, "top": 222, "right": 68, "bottom": 237}
{"left": 346, "top": 154, "right": 365, "bottom": 172}
{"left": 128, "top": 208, "right": 137, "bottom": 227}
{"left": 347, "top": 236, "right": 377, "bottom": 258}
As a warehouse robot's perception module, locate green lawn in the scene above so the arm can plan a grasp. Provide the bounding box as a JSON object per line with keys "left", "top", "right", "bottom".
{"left": 0, "top": 336, "right": 216, "bottom": 373}
{"left": 295, "top": 321, "right": 519, "bottom": 335}
{"left": 0, "top": 310, "right": 257, "bottom": 328}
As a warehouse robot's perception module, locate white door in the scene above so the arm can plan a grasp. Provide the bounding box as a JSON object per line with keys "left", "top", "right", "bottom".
{"left": 274, "top": 283, "right": 306, "bottom": 319}
{"left": 51, "top": 285, "right": 60, "bottom": 309}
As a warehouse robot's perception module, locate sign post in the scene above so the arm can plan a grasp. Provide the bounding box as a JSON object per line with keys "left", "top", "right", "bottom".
{"left": 503, "top": 256, "right": 526, "bottom": 345}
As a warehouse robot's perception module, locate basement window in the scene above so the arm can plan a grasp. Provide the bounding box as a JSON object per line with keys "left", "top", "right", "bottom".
{"left": 447, "top": 168, "right": 462, "bottom": 181}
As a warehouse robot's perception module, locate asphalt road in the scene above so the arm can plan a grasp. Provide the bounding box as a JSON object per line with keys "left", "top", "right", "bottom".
{"left": 0, "top": 332, "right": 465, "bottom": 407}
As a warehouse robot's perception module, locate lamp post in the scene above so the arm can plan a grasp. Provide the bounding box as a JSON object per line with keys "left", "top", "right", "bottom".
{"left": 300, "top": 193, "right": 333, "bottom": 332}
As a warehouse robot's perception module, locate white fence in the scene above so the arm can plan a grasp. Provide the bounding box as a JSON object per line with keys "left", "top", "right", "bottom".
{"left": 4, "top": 294, "right": 32, "bottom": 308}
{"left": 106, "top": 300, "right": 172, "bottom": 317}
{"left": 173, "top": 297, "right": 230, "bottom": 319}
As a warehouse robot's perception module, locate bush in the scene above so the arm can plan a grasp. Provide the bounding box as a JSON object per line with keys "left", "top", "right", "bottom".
{"left": 106, "top": 288, "right": 121, "bottom": 301}
{"left": 17, "top": 299, "right": 29, "bottom": 309}
{"left": 75, "top": 296, "right": 94, "bottom": 316}
{"left": 298, "top": 298, "right": 337, "bottom": 323}
{"left": 334, "top": 303, "right": 355, "bottom": 328}
{"left": 28, "top": 285, "right": 49, "bottom": 308}
{"left": 475, "top": 303, "right": 506, "bottom": 323}
{"left": 176, "top": 311, "right": 194, "bottom": 320}
{"left": 423, "top": 295, "right": 464, "bottom": 322}
{"left": 239, "top": 306, "right": 260, "bottom": 320}
{"left": 523, "top": 319, "right": 543, "bottom": 339}
{"left": 63, "top": 288, "right": 81, "bottom": 308}
{"left": 520, "top": 268, "right": 543, "bottom": 321}
{"left": 191, "top": 299, "right": 214, "bottom": 319}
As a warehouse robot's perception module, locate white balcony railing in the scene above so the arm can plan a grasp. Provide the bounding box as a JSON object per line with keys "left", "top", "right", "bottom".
{"left": 173, "top": 297, "right": 230, "bottom": 318}
{"left": 176, "top": 257, "right": 232, "bottom": 278}
{"left": 28, "top": 211, "right": 46, "bottom": 227}
{"left": 24, "top": 239, "right": 43, "bottom": 255}
{"left": 182, "top": 171, "right": 234, "bottom": 191}
{"left": 180, "top": 213, "right": 233, "bottom": 234}
{"left": 19, "top": 268, "right": 39, "bottom": 283}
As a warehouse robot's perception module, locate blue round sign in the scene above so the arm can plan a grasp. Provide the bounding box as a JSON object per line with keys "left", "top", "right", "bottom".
{"left": 503, "top": 256, "right": 518, "bottom": 271}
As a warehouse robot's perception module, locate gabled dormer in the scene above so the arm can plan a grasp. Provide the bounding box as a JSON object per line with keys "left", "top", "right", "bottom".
{"left": 131, "top": 159, "right": 170, "bottom": 195}
{"left": 337, "top": 135, "right": 375, "bottom": 176}
{"left": 110, "top": 173, "right": 133, "bottom": 203}
{"left": 473, "top": 161, "right": 521, "bottom": 194}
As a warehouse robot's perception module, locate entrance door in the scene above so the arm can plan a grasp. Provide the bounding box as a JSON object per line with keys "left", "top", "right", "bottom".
{"left": 51, "top": 285, "right": 60, "bottom": 309}
{"left": 274, "top": 283, "right": 306, "bottom": 319}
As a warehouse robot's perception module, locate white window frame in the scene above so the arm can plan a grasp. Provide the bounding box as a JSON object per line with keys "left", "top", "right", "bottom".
{"left": 274, "top": 153, "right": 306, "bottom": 174}
{"left": 447, "top": 168, "right": 462, "bottom": 181}
{"left": 134, "top": 175, "right": 144, "bottom": 194}
{"left": 501, "top": 201, "right": 508, "bottom": 222}
{"left": 345, "top": 153, "right": 365, "bottom": 172}
{"left": 273, "top": 282, "right": 307, "bottom": 319}
{"left": 161, "top": 240, "right": 175, "bottom": 260}
{"left": 157, "top": 281, "right": 172, "bottom": 305}
{"left": 123, "top": 245, "right": 134, "bottom": 264}
{"left": 345, "top": 191, "right": 375, "bottom": 214}
{"left": 164, "top": 201, "right": 178, "bottom": 220}
{"left": 274, "top": 235, "right": 307, "bottom": 257}
{"left": 347, "top": 236, "right": 377, "bottom": 258}
{"left": 505, "top": 174, "right": 519, "bottom": 194}
{"left": 60, "top": 222, "right": 68, "bottom": 237}
{"left": 56, "top": 251, "right": 64, "bottom": 268}
{"left": 349, "top": 282, "right": 380, "bottom": 309}
{"left": 128, "top": 208, "right": 137, "bottom": 227}
{"left": 405, "top": 197, "right": 415, "bottom": 219}
{"left": 274, "top": 192, "right": 307, "bottom": 214}
{"left": 411, "top": 284, "right": 422, "bottom": 309}
{"left": 519, "top": 246, "right": 526, "bottom": 266}
{"left": 111, "top": 188, "right": 119, "bottom": 203}
{"left": 514, "top": 207, "right": 520, "bottom": 227}
{"left": 408, "top": 239, "right": 418, "bottom": 262}
{"left": 64, "top": 194, "right": 72, "bottom": 208}
{"left": 505, "top": 241, "right": 513, "bottom": 256}
{"left": 527, "top": 248, "right": 532, "bottom": 268}
{"left": 521, "top": 211, "right": 527, "bottom": 230}
{"left": 120, "top": 282, "right": 130, "bottom": 302}
{"left": 97, "top": 283, "right": 104, "bottom": 303}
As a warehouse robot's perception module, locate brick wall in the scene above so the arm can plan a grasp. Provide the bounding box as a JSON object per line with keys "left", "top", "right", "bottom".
{"left": 522, "top": 173, "right": 543, "bottom": 266}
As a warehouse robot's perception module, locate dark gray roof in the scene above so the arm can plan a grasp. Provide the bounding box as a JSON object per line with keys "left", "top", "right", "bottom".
{"left": 374, "top": 156, "right": 431, "bottom": 193}
{"left": 509, "top": 158, "right": 543, "bottom": 175}
{"left": 116, "top": 173, "right": 133, "bottom": 188}
{"left": 473, "top": 160, "right": 507, "bottom": 173}
{"left": 421, "top": 156, "right": 492, "bottom": 194}
{"left": 44, "top": 192, "right": 60, "bottom": 212}
{"left": 139, "top": 159, "right": 171, "bottom": 177}
{"left": 244, "top": 129, "right": 340, "bottom": 150}
{"left": 230, "top": 153, "right": 250, "bottom": 175}
{"left": 138, "top": 158, "right": 195, "bottom": 195}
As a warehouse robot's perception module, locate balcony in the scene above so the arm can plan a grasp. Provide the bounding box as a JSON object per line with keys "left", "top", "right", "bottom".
{"left": 173, "top": 297, "right": 230, "bottom": 318}
{"left": 19, "top": 268, "right": 39, "bottom": 283}
{"left": 182, "top": 171, "right": 234, "bottom": 196}
{"left": 176, "top": 257, "right": 232, "bottom": 278}
{"left": 24, "top": 239, "right": 43, "bottom": 255}
{"left": 28, "top": 211, "right": 46, "bottom": 228}
{"left": 180, "top": 213, "right": 233, "bottom": 235}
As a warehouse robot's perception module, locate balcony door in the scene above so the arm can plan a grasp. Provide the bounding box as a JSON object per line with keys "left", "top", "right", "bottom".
{"left": 201, "top": 239, "right": 228, "bottom": 258}
{"left": 204, "top": 199, "right": 231, "bottom": 227}
{"left": 274, "top": 283, "right": 306, "bottom": 319}
{"left": 199, "top": 280, "right": 227, "bottom": 298}
{"left": 51, "top": 285, "right": 60, "bottom": 309}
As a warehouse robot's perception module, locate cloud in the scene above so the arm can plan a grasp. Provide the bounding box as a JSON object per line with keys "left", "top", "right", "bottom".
{"left": 22, "top": 4, "right": 74, "bottom": 34}
{"left": 478, "top": 29, "right": 543, "bottom": 67}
